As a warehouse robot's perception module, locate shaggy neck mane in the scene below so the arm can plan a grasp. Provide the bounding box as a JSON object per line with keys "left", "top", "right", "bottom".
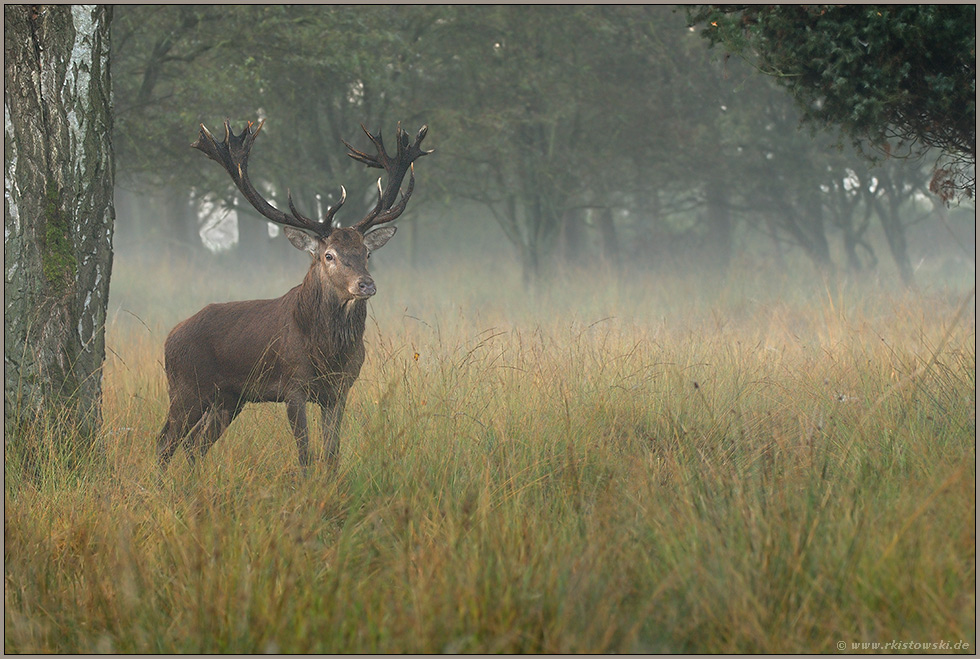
{"left": 293, "top": 269, "right": 367, "bottom": 363}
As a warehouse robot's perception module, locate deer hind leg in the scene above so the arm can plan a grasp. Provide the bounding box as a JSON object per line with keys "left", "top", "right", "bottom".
{"left": 184, "top": 401, "right": 239, "bottom": 463}
{"left": 158, "top": 403, "right": 205, "bottom": 471}
{"left": 181, "top": 410, "right": 213, "bottom": 465}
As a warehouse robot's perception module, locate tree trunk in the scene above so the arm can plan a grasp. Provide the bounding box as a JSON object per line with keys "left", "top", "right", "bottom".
{"left": 558, "top": 207, "right": 586, "bottom": 265}
{"left": 873, "top": 172, "right": 916, "bottom": 288}
{"left": 143, "top": 185, "right": 202, "bottom": 255}
{"left": 595, "top": 207, "right": 619, "bottom": 265}
{"left": 235, "top": 198, "right": 274, "bottom": 260}
{"left": 703, "top": 186, "right": 732, "bottom": 275}
{"left": 4, "top": 5, "right": 115, "bottom": 439}
{"left": 776, "top": 196, "right": 835, "bottom": 277}
{"left": 520, "top": 242, "right": 540, "bottom": 287}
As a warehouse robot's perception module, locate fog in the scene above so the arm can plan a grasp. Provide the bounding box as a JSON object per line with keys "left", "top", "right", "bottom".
{"left": 108, "top": 5, "right": 976, "bottom": 336}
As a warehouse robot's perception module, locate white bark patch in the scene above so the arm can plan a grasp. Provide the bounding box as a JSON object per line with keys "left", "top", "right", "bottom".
{"left": 68, "top": 6, "right": 97, "bottom": 232}
{"left": 68, "top": 6, "right": 95, "bottom": 106}
{"left": 4, "top": 99, "right": 21, "bottom": 295}
{"left": 3, "top": 100, "right": 19, "bottom": 241}
{"left": 79, "top": 290, "right": 93, "bottom": 343}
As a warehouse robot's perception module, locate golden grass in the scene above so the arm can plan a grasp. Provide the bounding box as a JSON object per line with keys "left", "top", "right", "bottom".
{"left": 4, "top": 250, "right": 976, "bottom": 653}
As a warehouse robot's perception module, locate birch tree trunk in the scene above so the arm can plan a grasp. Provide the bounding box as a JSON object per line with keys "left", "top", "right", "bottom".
{"left": 4, "top": 5, "right": 114, "bottom": 440}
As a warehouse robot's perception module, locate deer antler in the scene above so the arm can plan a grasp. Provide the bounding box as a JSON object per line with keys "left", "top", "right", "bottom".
{"left": 192, "top": 119, "right": 431, "bottom": 237}
{"left": 345, "top": 123, "right": 432, "bottom": 234}
{"left": 192, "top": 120, "right": 339, "bottom": 237}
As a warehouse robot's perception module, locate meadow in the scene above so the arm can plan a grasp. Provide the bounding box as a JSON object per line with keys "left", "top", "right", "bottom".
{"left": 4, "top": 240, "right": 976, "bottom": 653}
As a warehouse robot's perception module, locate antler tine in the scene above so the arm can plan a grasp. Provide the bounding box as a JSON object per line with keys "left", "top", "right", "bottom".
{"left": 385, "top": 166, "right": 415, "bottom": 219}
{"left": 362, "top": 166, "right": 416, "bottom": 229}
{"left": 345, "top": 123, "right": 432, "bottom": 171}
{"left": 393, "top": 123, "right": 432, "bottom": 160}
{"left": 192, "top": 119, "right": 329, "bottom": 237}
{"left": 415, "top": 124, "right": 430, "bottom": 148}
{"left": 364, "top": 123, "right": 390, "bottom": 161}
{"left": 286, "top": 189, "right": 316, "bottom": 225}
{"left": 322, "top": 186, "right": 347, "bottom": 227}
{"left": 347, "top": 123, "right": 429, "bottom": 233}
{"left": 342, "top": 125, "right": 387, "bottom": 170}
{"left": 357, "top": 178, "right": 386, "bottom": 227}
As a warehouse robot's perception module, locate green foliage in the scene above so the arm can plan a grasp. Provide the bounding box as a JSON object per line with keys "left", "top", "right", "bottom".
{"left": 112, "top": 6, "right": 429, "bottom": 200}
{"left": 688, "top": 5, "right": 976, "bottom": 201}
{"left": 110, "top": 6, "right": 971, "bottom": 285}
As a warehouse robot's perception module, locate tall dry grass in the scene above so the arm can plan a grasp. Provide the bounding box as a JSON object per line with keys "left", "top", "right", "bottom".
{"left": 4, "top": 246, "right": 976, "bottom": 653}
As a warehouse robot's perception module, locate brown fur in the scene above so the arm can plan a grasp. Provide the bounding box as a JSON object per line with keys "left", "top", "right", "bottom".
{"left": 157, "top": 227, "right": 387, "bottom": 470}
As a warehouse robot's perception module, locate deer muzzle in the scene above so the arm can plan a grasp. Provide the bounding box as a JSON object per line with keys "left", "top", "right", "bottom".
{"left": 351, "top": 276, "right": 376, "bottom": 299}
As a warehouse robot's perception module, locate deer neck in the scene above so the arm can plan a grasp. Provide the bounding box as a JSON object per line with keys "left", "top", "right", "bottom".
{"left": 294, "top": 272, "right": 368, "bottom": 353}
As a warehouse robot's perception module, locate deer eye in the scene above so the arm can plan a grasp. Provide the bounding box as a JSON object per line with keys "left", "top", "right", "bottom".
{"left": 324, "top": 252, "right": 334, "bottom": 261}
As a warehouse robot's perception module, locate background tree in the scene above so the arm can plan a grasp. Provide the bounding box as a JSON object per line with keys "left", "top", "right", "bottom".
{"left": 414, "top": 6, "right": 700, "bottom": 282}
{"left": 112, "top": 5, "right": 436, "bottom": 259}
{"left": 687, "top": 4, "right": 976, "bottom": 204}
{"left": 112, "top": 5, "right": 260, "bottom": 255}
{"left": 4, "top": 5, "right": 115, "bottom": 439}
{"left": 109, "top": 5, "right": 971, "bottom": 289}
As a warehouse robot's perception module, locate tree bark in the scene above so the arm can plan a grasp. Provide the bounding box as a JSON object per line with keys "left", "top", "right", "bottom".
{"left": 4, "top": 5, "right": 115, "bottom": 438}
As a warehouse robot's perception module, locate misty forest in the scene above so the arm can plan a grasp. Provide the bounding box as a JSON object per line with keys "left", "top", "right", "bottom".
{"left": 4, "top": 5, "right": 976, "bottom": 653}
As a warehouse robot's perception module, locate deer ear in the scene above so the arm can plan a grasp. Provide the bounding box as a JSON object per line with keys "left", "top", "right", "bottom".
{"left": 363, "top": 226, "right": 396, "bottom": 252}
{"left": 284, "top": 227, "right": 319, "bottom": 254}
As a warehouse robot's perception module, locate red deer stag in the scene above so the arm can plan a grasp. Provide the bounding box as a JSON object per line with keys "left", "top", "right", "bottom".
{"left": 157, "top": 119, "right": 431, "bottom": 470}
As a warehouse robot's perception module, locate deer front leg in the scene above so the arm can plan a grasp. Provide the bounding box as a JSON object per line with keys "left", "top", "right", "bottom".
{"left": 321, "top": 389, "right": 349, "bottom": 471}
{"left": 286, "top": 398, "right": 310, "bottom": 467}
